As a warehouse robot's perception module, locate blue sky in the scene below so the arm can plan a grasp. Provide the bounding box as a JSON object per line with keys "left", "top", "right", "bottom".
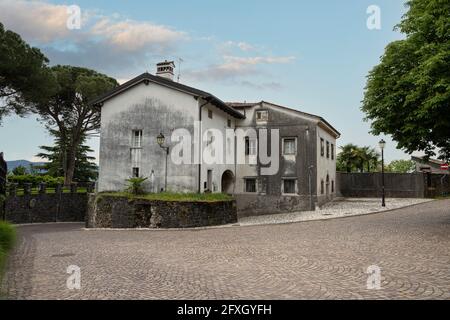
{"left": 0, "top": 0, "right": 411, "bottom": 163}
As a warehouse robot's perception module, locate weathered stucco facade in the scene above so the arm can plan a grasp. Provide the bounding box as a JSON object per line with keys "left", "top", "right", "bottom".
{"left": 93, "top": 63, "right": 340, "bottom": 216}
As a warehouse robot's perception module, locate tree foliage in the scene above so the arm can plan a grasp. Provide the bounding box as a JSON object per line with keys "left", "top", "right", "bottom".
{"left": 337, "top": 144, "right": 380, "bottom": 173}
{"left": 0, "top": 22, "right": 55, "bottom": 123}
{"left": 362, "top": 0, "right": 450, "bottom": 161}
{"left": 36, "top": 130, "right": 98, "bottom": 182}
{"left": 386, "top": 159, "right": 416, "bottom": 173}
{"left": 35, "top": 65, "right": 117, "bottom": 184}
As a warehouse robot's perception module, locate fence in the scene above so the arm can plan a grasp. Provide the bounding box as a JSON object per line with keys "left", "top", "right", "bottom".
{"left": 336, "top": 172, "right": 449, "bottom": 198}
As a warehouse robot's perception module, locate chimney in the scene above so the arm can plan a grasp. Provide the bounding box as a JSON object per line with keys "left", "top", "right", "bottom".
{"left": 156, "top": 60, "right": 175, "bottom": 81}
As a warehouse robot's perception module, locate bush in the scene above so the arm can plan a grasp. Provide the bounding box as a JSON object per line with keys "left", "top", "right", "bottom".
{"left": 125, "top": 177, "right": 148, "bottom": 195}
{"left": 7, "top": 175, "right": 64, "bottom": 188}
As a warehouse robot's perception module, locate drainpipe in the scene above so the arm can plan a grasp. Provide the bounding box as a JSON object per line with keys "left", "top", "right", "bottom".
{"left": 198, "top": 98, "right": 210, "bottom": 193}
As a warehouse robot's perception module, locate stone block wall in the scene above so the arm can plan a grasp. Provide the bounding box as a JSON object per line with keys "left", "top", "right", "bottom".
{"left": 234, "top": 194, "right": 313, "bottom": 219}
{"left": 87, "top": 194, "right": 238, "bottom": 229}
{"left": 5, "top": 193, "right": 88, "bottom": 224}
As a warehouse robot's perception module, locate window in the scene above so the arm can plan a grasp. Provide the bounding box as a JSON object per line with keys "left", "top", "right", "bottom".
{"left": 227, "top": 119, "right": 232, "bottom": 128}
{"left": 331, "top": 144, "right": 335, "bottom": 160}
{"left": 132, "top": 167, "right": 140, "bottom": 178}
{"left": 256, "top": 110, "right": 268, "bottom": 122}
{"left": 283, "top": 138, "right": 296, "bottom": 155}
{"left": 332, "top": 180, "right": 335, "bottom": 193}
{"left": 245, "top": 137, "right": 257, "bottom": 156}
{"left": 326, "top": 141, "right": 330, "bottom": 159}
{"left": 132, "top": 130, "right": 142, "bottom": 148}
{"left": 283, "top": 179, "right": 297, "bottom": 194}
{"left": 208, "top": 109, "right": 213, "bottom": 119}
{"left": 320, "top": 138, "right": 325, "bottom": 157}
{"left": 245, "top": 179, "right": 257, "bottom": 193}
{"left": 320, "top": 179, "right": 324, "bottom": 194}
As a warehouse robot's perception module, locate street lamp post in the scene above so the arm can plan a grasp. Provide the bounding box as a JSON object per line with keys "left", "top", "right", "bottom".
{"left": 379, "top": 139, "right": 386, "bottom": 207}
{"left": 157, "top": 133, "right": 169, "bottom": 192}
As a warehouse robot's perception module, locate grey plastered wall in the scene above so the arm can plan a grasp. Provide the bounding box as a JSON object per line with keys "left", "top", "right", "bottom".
{"left": 98, "top": 82, "right": 200, "bottom": 193}
{"left": 235, "top": 102, "right": 319, "bottom": 215}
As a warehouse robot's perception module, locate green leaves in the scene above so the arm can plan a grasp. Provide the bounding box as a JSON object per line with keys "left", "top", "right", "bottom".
{"left": 0, "top": 23, "right": 55, "bottom": 123}
{"left": 125, "top": 177, "right": 148, "bottom": 195}
{"left": 362, "top": 0, "right": 450, "bottom": 161}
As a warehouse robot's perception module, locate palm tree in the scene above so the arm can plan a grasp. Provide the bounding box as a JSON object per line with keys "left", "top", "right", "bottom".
{"left": 337, "top": 144, "right": 360, "bottom": 172}
{"left": 360, "top": 146, "right": 380, "bottom": 172}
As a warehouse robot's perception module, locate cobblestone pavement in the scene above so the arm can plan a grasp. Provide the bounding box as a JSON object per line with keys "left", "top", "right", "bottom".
{"left": 2, "top": 200, "right": 450, "bottom": 300}
{"left": 239, "top": 198, "right": 433, "bottom": 226}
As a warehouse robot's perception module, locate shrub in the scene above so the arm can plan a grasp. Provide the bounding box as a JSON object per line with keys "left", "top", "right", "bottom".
{"left": 125, "top": 177, "right": 148, "bottom": 195}
{"left": 7, "top": 175, "right": 64, "bottom": 188}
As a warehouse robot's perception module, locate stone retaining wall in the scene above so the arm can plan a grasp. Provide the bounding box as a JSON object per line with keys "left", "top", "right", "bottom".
{"left": 5, "top": 193, "right": 88, "bottom": 224}
{"left": 87, "top": 194, "right": 238, "bottom": 229}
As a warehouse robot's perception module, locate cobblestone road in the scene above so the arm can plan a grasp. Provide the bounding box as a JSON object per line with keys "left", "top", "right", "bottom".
{"left": 2, "top": 200, "right": 450, "bottom": 300}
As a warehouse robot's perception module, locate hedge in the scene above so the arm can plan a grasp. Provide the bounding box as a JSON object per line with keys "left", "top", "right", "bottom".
{"left": 7, "top": 175, "right": 64, "bottom": 188}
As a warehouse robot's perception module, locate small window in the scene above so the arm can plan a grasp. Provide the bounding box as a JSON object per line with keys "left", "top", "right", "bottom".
{"left": 227, "top": 119, "right": 232, "bottom": 128}
{"left": 256, "top": 110, "right": 268, "bottom": 122}
{"left": 331, "top": 144, "right": 335, "bottom": 160}
{"left": 208, "top": 109, "right": 213, "bottom": 119}
{"left": 245, "top": 179, "right": 257, "bottom": 193}
{"left": 283, "top": 138, "right": 296, "bottom": 155}
{"left": 132, "top": 167, "right": 140, "bottom": 178}
{"left": 283, "top": 179, "right": 296, "bottom": 194}
{"left": 320, "top": 138, "right": 325, "bottom": 157}
{"left": 245, "top": 137, "right": 257, "bottom": 156}
{"left": 132, "top": 130, "right": 142, "bottom": 148}
{"left": 321, "top": 179, "right": 324, "bottom": 194}
{"left": 326, "top": 141, "right": 330, "bottom": 159}
{"left": 331, "top": 180, "right": 335, "bottom": 193}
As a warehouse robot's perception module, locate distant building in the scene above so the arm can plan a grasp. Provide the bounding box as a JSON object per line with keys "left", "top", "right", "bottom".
{"left": 412, "top": 156, "right": 449, "bottom": 174}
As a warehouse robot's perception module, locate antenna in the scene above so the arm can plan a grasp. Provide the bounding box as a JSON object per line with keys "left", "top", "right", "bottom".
{"left": 177, "top": 57, "right": 184, "bottom": 82}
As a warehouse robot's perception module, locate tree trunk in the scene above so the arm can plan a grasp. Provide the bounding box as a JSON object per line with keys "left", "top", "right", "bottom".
{"left": 64, "top": 146, "right": 76, "bottom": 186}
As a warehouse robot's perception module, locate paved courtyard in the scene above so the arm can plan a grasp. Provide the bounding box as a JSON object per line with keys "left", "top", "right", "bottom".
{"left": 2, "top": 199, "right": 450, "bottom": 300}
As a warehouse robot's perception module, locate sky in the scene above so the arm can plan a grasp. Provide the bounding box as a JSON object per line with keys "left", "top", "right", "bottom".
{"left": 0, "top": 0, "right": 413, "bottom": 163}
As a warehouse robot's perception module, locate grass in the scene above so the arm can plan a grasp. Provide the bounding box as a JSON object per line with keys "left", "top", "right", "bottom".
{"left": 99, "top": 191, "right": 233, "bottom": 203}
{"left": 0, "top": 221, "right": 16, "bottom": 283}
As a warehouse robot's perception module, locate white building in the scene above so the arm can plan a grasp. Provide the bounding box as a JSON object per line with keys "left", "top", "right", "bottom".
{"left": 92, "top": 61, "right": 340, "bottom": 215}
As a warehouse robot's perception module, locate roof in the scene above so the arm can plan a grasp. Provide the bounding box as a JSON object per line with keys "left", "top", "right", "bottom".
{"left": 227, "top": 101, "right": 341, "bottom": 138}
{"left": 90, "top": 72, "right": 245, "bottom": 119}
{"left": 411, "top": 156, "right": 446, "bottom": 165}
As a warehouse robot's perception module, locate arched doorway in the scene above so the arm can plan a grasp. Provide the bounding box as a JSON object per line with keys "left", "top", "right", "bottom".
{"left": 221, "top": 170, "right": 235, "bottom": 194}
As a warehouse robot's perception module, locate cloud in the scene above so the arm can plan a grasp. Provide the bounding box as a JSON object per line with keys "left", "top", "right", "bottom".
{"left": 186, "top": 55, "right": 296, "bottom": 81}
{"left": 90, "top": 18, "right": 186, "bottom": 52}
{"left": 223, "top": 41, "right": 255, "bottom": 52}
{"left": 240, "top": 81, "right": 283, "bottom": 90}
{"left": 0, "top": 0, "right": 72, "bottom": 42}
{"left": 0, "top": 0, "right": 187, "bottom": 77}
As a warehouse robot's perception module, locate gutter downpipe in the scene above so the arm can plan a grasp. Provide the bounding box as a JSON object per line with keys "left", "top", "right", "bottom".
{"left": 198, "top": 98, "right": 211, "bottom": 193}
